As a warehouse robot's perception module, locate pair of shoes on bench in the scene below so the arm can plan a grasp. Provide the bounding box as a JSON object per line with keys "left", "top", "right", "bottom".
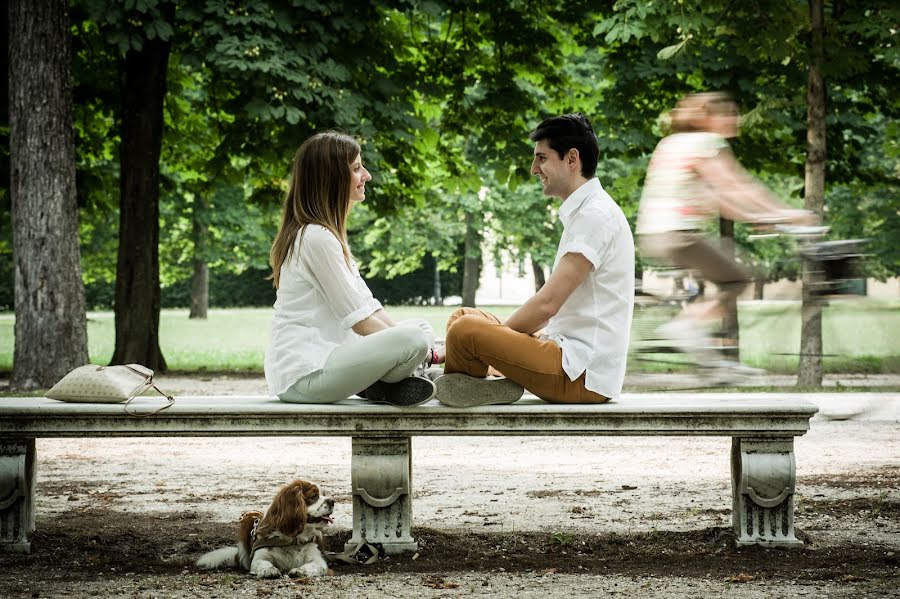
{"left": 363, "top": 376, "right": 435, "bottom": 407}
{"left": 434, "top": 373, "right": 524, "bottom": 407}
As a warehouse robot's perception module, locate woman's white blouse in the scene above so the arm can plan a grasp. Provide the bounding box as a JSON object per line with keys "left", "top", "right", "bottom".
{"left": 636, "top": 132, "right": 729, "bottom": 234}
{"left": 264, "top": 225, "right": 382, "bottom": 396}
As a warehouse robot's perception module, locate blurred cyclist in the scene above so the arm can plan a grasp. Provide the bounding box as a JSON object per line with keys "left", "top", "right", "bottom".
{"left": 636, "top": 92, "right": 815, "bottom": 370}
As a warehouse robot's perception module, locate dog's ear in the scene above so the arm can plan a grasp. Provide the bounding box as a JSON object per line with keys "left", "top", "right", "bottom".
{"left": 261, "top": 481, "right": 307, "bottom": 537}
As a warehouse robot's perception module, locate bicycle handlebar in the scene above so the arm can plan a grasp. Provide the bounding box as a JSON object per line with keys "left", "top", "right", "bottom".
{"left": 748, "top": 224, "right": 830, "bottom": 241}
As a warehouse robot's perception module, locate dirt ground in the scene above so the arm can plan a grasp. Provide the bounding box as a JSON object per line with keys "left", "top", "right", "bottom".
{"left": 0, "top": 375, "right": 898, "bottom": 598}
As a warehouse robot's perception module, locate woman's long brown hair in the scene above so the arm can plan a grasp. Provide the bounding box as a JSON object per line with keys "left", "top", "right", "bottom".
{"left": 269, "top": 131, "right": 360, "bottom": 288}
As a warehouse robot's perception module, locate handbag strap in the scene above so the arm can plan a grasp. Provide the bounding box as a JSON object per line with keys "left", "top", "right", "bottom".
{"left": 124, "top": 383, "right": 175, "bottom": 418}
{"left": 123, "top": 363, "right": 154, "bottom": 378}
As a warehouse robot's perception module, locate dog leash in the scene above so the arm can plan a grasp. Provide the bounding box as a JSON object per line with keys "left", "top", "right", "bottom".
{"left": 323, "top": 538, "right": 382, "bottom": 566}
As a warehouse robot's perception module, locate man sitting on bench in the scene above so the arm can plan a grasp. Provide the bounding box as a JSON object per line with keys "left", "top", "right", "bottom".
{"left": 432, "top": 114, "right": 635, "bottom": 407}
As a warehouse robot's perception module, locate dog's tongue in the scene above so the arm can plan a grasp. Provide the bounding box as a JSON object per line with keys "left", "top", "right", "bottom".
{"left": 323, "top": 516, "right": 334, "bottom": 524}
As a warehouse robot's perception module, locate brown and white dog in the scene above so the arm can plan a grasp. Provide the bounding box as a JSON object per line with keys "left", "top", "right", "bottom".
{"left": 196, "top": 479, "right": 335, "bottom": 578}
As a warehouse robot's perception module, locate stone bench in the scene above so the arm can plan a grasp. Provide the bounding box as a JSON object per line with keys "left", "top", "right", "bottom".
{"left": 0, "top": 394, "right": 818, "bottom": 554}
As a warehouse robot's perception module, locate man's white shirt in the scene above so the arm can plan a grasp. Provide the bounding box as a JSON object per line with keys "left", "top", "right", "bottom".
{"left": 543, "top": 177, "right": 635, "bottom": 399}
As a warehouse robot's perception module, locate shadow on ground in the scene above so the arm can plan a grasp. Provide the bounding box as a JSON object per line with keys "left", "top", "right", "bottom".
{"left": 0, "top": 509, "right": 896, "bottom": 594}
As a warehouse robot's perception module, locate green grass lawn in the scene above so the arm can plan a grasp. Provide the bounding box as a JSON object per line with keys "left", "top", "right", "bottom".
{"left": 736, "top": 299, "right": 900, "bottom": 373}
{"left": 631, "top": 299, "right": 900, "bottom": 373}
{"left": 0, "top": 300, "right": 897, "bottom": 374}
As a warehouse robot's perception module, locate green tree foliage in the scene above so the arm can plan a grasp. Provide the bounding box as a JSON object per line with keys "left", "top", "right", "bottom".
{"left": 352, "top": 1, "right": 597, "bottom": 300}
{"left": 2, "top": 0, "right": 895, "bottom": 321}
{"left": 159, "top": 63, "right": 275, "bottom": 285}
{"left": 67, "top": 0, "right": 435, "bottom": 311}
{"left": 177, "top": 0, "right": 426, "bottom": 208}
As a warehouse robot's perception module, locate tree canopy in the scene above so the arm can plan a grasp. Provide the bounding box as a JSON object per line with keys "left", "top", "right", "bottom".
{"left": 2, "top": 1, "right": 897, "bottom": 379}
{"left": 24, "top": 1, "right": 890, "bottom": 295}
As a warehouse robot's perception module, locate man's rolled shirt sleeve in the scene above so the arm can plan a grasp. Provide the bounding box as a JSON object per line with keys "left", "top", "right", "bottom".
{"left": 556, "top": 219, "right": 608, "bottom": 270}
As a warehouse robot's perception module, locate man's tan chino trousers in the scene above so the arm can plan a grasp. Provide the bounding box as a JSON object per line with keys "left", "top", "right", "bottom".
{"left": 443, "top": 308, "right": 609, "bottom": 404}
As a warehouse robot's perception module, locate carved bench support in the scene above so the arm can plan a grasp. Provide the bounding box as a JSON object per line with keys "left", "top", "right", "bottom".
{"left": 347, "top": 436, "right": 416, "bottom": 555}
{"left": 731, "top": 437, "right": 801, "bottom": 546}
{"left": 0, "top": 439, "right": 36, "bottom": 553}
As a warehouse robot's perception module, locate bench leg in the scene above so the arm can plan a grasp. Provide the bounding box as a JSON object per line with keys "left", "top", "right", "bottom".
{"left": 731, "top": 437, "right": 801, "bottom": 547}
{"left": 0, "top": 439, "right": 36, "bottom": 554}
{"left": 347, "top": 436, "right": 417, "bottom": 555}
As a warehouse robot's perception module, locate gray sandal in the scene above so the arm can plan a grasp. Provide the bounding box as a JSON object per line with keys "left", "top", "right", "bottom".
{"left": 434, "top": 373, "right": 524, "bottom": 407}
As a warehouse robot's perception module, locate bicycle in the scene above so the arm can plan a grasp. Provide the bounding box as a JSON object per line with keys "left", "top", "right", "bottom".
{"left": 630, "top": 225, "right": 868, "bottom": 387}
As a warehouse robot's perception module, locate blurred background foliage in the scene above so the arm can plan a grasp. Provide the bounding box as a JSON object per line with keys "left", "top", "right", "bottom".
{"left": 0, "top": 0, "right": 897, "bottom": 311}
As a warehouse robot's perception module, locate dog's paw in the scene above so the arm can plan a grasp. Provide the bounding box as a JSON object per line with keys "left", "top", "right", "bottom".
{"left": 288, "top": 563, "right": 327, "bottom": 578}
{"left": 252, "top": 564, "right": 282, "bottom": 579}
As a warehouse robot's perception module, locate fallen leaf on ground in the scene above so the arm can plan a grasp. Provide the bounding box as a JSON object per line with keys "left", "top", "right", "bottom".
{"left": 423, "top": 575, "right": 459, "bottom": 589}
{"left": 724, "top": 573, "right": 754, "bottom": 583}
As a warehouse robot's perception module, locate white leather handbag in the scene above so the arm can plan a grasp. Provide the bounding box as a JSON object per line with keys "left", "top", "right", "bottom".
{"left": 46, "top": 363, "right": 174, "bottom": 417}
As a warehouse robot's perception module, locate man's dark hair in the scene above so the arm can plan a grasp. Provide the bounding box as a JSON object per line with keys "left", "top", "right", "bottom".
{"left": 529, "top": 113, "right": 600, "bottom": 178}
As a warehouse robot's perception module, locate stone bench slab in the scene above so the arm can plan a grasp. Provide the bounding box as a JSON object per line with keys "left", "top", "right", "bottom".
{"left": 0, "top": 393, "right": 818, "bottom": 554}
{"left": 0, "top": 394, "right": 817, "bottom": 437}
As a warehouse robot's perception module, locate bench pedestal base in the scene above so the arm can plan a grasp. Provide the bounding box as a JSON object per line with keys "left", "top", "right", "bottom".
{"left": 731, "top": 437, "right": 801, "bottom": 546}
{"left": 0, "top": 435, "right": 806, "bottom": 554}
{"left": 0, "top": 440, "right": 35, "bottom": 554}
{"left": 346, "top": 436, "right": 417, "bottom": 555}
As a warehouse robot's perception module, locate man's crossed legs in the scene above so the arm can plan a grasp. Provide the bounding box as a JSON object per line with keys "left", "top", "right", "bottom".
{"left": 436, "top": 308, "right": 608, "bottom": 406}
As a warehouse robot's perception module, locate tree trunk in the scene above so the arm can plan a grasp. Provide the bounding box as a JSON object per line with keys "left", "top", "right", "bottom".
{"left": 431, "top": 255, "right": 442, "bottom": 305}
{"left": 798, "top": 0, "right": 826, "bottom": 388}
{"left": 189, "top": 262, "right": 208, "bottom": 319}
{"left": 532, "top": 258, "right": 546, "bottom": 293}
{"left": 189, "top": 197, "right": 209, "bottom": 319}
{"left": 719, "top": 217, "right": 739, "bottom": 360}
{"left": 753, "top": 277, "right": 765, "bottom": 300}
{"left": 461, "top": 210, "right": 482, "bottom": 308}
{"left": 111, "top": 14, "right": 172, "bottom": 370}
{"left": 9, "top": 0, "right": 88, "bottom": 389}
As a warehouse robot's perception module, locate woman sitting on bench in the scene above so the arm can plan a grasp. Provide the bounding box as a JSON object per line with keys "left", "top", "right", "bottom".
{"left": 265, "top": 131, "right": 436, "bottom": 407}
